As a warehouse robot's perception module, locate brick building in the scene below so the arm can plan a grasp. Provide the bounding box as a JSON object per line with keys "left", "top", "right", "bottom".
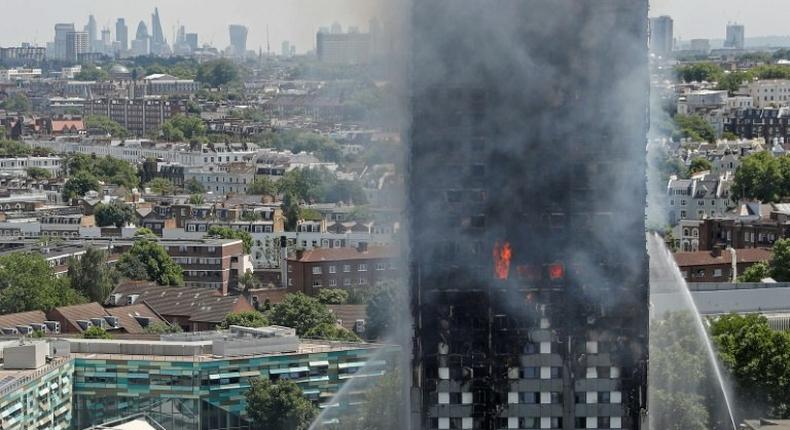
{"left": 285, "top": 244, "right": 398, "bottom": 296}
{"left": 674, "top": 247, "right": 771, "bottom": 283}
{"left": 698, "top": 203, "right": 790, "bottom": 251}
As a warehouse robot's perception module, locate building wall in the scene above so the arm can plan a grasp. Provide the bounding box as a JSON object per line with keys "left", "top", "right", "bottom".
{"left": 287, "top": 255, "right": 398, "bottom": 295}
{"left": 0, "top": 359, "right": 73, "bottom": 430}
{"left": 71, "top": 345, "right": 396, "bottom": 430}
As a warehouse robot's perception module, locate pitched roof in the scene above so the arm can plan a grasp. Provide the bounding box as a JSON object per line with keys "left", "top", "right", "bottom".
{"left": 290, "top": 246, "right": 397, "bottom": 263}
{"left": 327, "top": 305, "right": 367, "bottom": 332}
{"left": 51, "top": 119, "right": 85, "bottom": 132}
{"left": 49, "top": 302, "right": 165, "bottom": 334}
{"left": 674, "top": 248, "right": 772, "bottom": 267}
{"left": 105, "top": 303, "right": 166, "bottom": 333}
{"left": 110, "top": 282, "right": 251, "bottom": 324}
{"left": 0, "top": 310, "right": 47, "bottom": 330}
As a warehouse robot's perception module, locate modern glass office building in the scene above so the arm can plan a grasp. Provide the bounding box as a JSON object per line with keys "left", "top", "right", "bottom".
{"left": 409, "top": 1, "right": 650, "bottom": 429}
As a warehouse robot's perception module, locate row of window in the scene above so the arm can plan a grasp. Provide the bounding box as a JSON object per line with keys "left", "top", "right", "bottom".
{"left": 311, "top": 263, "right": 392, "bottom": 275}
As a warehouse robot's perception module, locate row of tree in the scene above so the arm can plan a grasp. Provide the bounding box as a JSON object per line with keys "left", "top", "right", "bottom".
{"left": 731, "top": 151, "right": 790, "bottom": 202}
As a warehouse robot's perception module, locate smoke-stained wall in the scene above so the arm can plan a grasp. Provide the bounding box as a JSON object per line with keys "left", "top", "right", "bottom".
{"left": 408, "top": 1, "right": 649, "bottom": 429}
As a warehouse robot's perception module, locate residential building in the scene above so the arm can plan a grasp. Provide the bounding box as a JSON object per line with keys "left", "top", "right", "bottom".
{"left": 724, "top": 107, "right": 790, "bottom": 141}
{"left": 0, "top": 342, "right": 73, "bottom": 430}
{"left": 689, "top": 39, "right": 710, "bottom": 55}
{"left": 725, "top": 22, "right": 745, "bottom": 50}
{"left": 667, "top": 173, "right": 734, "bottom": 224}
{"left": 409, "top": 0, "right": 649, "bottom": 429}
{"left": 0, "top": 68, "right": 42, "bottom": 81}
{"left": 744, "top": 80, "right": 790, "bottom": 108}
{"left": 108, "top": 282, "right": 255, "bottom": 331}
{"left": 316, "top": 31, "right": 370, "bottom": 64}
{"left": 674, "top": 247, "right": 770, "bottom": 283}
{"left": 183, "top": 163, "right": 256, "bottom": 195}
{"left": 66, "top": 31, "right": 89, "bottom": 63}
{"left": 697, "top": 203, "right": 790, "bottom": 251}
{"left": 285, "top": 244, "right": 397, "bottom": 295}
{"left": 0, "top": 46, "right": 46, "bottom": 65}
{"left": 82, "top": 98, "right": 186, "bottom": 136}
{"left": 649, "top": 16, "right": 673, "bottom": 57}
{"left": 677, "top": 89, "right": 728, "bottom": 114}
{"left": 0, "top": 156, "right": 63, "bottom": 178}
{"left": 140, "top": 73, "right": 200, "bottom": 96}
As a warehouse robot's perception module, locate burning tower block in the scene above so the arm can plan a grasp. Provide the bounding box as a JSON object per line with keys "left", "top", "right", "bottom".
{"left": 409, "top": 1, "right": 649, "bottom": 429}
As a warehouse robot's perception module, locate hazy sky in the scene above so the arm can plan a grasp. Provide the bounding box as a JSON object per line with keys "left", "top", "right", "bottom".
{"left": 0, "top": 0, "right": 385, "bottom": 54}
{"left": 0, "top": 0, "right": 786, "bottom": 51}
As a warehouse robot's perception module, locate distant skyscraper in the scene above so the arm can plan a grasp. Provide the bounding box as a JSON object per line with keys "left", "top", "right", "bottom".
{"left": 150, "top": 7, "right": 168, "bottom": 55}
{"left": 316, "top": 29, "right": 370, "bottom": 64}
{"left": 66, "top": 31, "right": 89, "bottom": 62}
{"left": 229, "top": 24, "right": 249, "bottom": 57}
{"left": 331, "top": 22, "right": 342, "bottom": 34}
{"left": 132, "top": 21, "right": 150, "bottom": 56}
{"left": 186, "top": 33, "right": 199, "bottom": 51}
{"left": 725, "top": 22, "right": 745, "bottom": 50}
{"left": 116, "top": 18, "right": 128, "bottom": 52}
{"left": 52, "top": 23, "right": 76, "bottom": 60}
{"left": 281, "top": 41, "right": 291, "bottom": 57}
{"left": 85, "top": 15, "right": 97, "bottom": 51}
{"left": 649, "top": 16, "right": 674, "bottom": 57}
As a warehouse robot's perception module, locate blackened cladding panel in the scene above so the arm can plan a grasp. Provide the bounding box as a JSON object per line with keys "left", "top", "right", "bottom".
{"left": 408, "top": 1, "right": 649, "bottom": 430}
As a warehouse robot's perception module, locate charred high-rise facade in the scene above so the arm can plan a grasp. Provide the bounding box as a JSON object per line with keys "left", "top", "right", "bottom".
{"left": 408, "top": 1, "right": 649, "bottom": 429}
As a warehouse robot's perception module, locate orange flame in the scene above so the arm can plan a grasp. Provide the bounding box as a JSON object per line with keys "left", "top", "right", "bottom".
{"left": 493, "top": 241, "right": 513, "bottom": 280}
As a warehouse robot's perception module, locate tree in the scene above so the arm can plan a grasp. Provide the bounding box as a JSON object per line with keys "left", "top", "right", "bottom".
{"left": 739, "top": 261, "right": 771, "bottom": 282}
{"left": 26, "top": 167, "right": 52, "bottom": 180}
{"left": 134, "top": 227, "right": 157, "bottom": 238}
{"left": 366, "top": 281, "right": 405, "bottom": 340}
{"left": 83, "top": 326, "right": 112, "bottom": 339}
{"left": 188, "top": 194, "right": 205, "bottom": 205}
{"left": 247, "top": 176, "right": 277, "bottom": 196}
{"left": 161, "top": 115, "right": 207, "bottom": 142}
{"left": 267, "top": 293, "right": 336, "bottom": 336}
{"left": 84, "top": 115, "right": 129, "bottom": 138}
{"left": 146, "top": 178, "right": 175, "bottom": 196}
{"left": 0, "top": 252, "right": 86, "bottom": 313}
{"left": 347, "top": 370, "right": 403, "bottom": 430}
{"left": 282, "top": 192, "right": 301, "bottom": 231}
{"left": 196, "top": 59, "right": 239, "bottom": 88}
{"left": 711, "top": 314, "right": 790, "bottom": 418}
{"left": 66, "top": 154, "right": 139, "bottom": 189}
{"left": 674, "top": 114, "right": 717, "bottom": 143}
{"left": 303, "top": 323, "right": 361, "bottom": 342}
{"left": 676, "top": 63, "right": 723, "bottom": 83}
{"left": 245, "top": 378, "right": 317, "bottom": 430}
{"left": 732, "top": 152, "right": 783, "bottom": 202}
{"left": 67, "top": 247, "right": 118, "bottom": 303}
{"left": 117, "top": 239, "right": 184, "bottom": 286}
{"left": 688, "top": 158, "right": 712, "bottom": 175}
{"left": 144, "top": 321, "right": 182, "bottom": 334}
{"left": 0, "top": 140, "right": 34, "bottom": 157}
{"left": 716, "top": 71, "right": 752, "bottom": 95}
{"left": 316, "top": 289, "right": 349, "bottom": 305}
{"left": 185, "top": 177, "right": 206, "bottom": 194}
{"left": 0, "top": 93, "right": 31, "bottom": 112}
{"left": 222, "top": 311, "right": 268, "bottom": 328}
{"left": 94, "top": 200, "right": 136, "bottom": 228}
{"left": 238, "top": 270, "right": 260, "bottom": 292}
{"left": 770, "top": 239, "right": 790, "bottom": 282}
{"left": 62, "top": 171, "right": 101, "bottom": 201}
{"left": 206, "top": 225, "right": 252, "bottom": 254}
{"left": 74, "top": 65, "right": 109, "bottom": 81}
{"left": 257, "top": 130, "right": 342, "bottom": 163}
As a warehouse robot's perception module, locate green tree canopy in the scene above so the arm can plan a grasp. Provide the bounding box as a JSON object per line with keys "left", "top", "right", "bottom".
{"left": 83, "top": 326, "right": 112, "bottom": 339}
{"left": 716, "top": 71, "right": 752, "bottom": 95}
{"left": 688, "top": 158, "right": 713, "bottom": 175}
{"left": 188, "top": 194, "right": 205, "bottom": 205}
{"left": 206, "top": 225, "right": 253, "bottom": 254}
{"left": 245, "top": 378, "right": 317, "bottom": 430}
{"left": 221, "top": 311, "right": 269, "bottom": 329}
{"left": 247, "top": 176, "right": 277, "bottom": 196}
{"left": 75, "top": 65, "right": 110, "bottom": 81}
{"left": 277, "top": 168, "right": 367, "bottom": 205}
{"left": 267, "top": 293, "right": 335, "bottom": 336}
{"left": 257, "top": 130, "right": 342, "bottom": 163}
{"left": 0, "top": 93, "right": 31, "bottom": 112}
{"left": 146, "top": 177, "right": 175, "bottom": 196}
{"left": 84, "top": 115, "right": 129, "bottom": 138}
{"left": 185, "top": 177, "right": 206, "bottom": 194}
{"left": 161, "top": 115, "right": 207, "bottom": 142}
{"left": 0, "top": 139, "right": 34, "bottom": 157}
{"left": 366, "top": 281, "right": 405, "bottom": 340}
{"left": 316, "top": 289, "right": 349, "bottom": 305}
{"left": 0, "top": 252, "right": 86, "bottom": 313}
{"left": 144, "top": 321, "right": 182, "bottom": 334}
{"left": 738, "top": 261, "right": 771, "bottom": 282}
{"left": 676, "top": 63, "right": 723, "bottom": 83}
{"left": 67, "top": 154, "right": 139, "bottom": 189}
{"left": 67, "top": 247, "right": 118, "bottom": 302}
{"left": 196, "top": 59, "right": 240, "bottom": 88}
{"left": 282, "top": 192, "right": 301, "bottom": 231}
{"left": 770, "top": 239, "right": 790, "bottom": 282}
{"left": 732, "top": 152, "right": 783, "bottom": 202}
{"left": 26, "top": 167, "right": 52, "bottom": 180}
{"left": 94, "top": 200, "right": 136, "bottom": 228}
{"left": 62, "top": 171, "right": 101, "bottom": 200}
{"left": 117, "top": 239, "right": 184, "bottom": 286}
{"left": 673, "top": 114, "right": 717, "bottom": 143}
{"left": 303, "top": 323, "right": 361, "bottom": 342}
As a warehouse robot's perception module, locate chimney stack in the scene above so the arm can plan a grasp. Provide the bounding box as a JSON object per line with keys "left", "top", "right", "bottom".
{"left": 711, "top": 245, "right": 722, "bottom": 258}
{"left": 357, "top": 242, "right": 368, "bottom": 253}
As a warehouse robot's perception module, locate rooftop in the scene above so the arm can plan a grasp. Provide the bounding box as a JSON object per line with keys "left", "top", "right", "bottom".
{"left": 673, "top": 248, "right": 771, "bottom": 267}
{"left": 290, "top": 245, "right": 397, "bottom": 263}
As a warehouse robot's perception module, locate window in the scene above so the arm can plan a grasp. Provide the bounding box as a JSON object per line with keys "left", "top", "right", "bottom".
{"left": 376, "top": 263, "right": 386, "bottom": 271}
{"left": 714, "top": 268, "right": 723, "bottom": 277}
{"left": 312, "top": 266, "right": 322, "bottom": 275}
{"left": 343, "top": 265, "right": 351, "bottom": 273}
{"left": 329, "top": 266, "right": 337, "bottom": 274}
{"left": 520, "top": 367, "right": 539, "bottom": 379}
{"left": 329, "top": 279, "right": 337, "bottom": 287}
{"left": 599, "top": 392, "right": 611, "bottom": 404}
{"left": 358, "top": 264, "right": 367, "bottom": 272}
{"left": 344, "top": 278, "right": 351, "bottom": 286}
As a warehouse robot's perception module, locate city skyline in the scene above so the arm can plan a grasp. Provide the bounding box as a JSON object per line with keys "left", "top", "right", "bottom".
{"left": 0, "top": 0, "right": 384, "bottom": 55}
